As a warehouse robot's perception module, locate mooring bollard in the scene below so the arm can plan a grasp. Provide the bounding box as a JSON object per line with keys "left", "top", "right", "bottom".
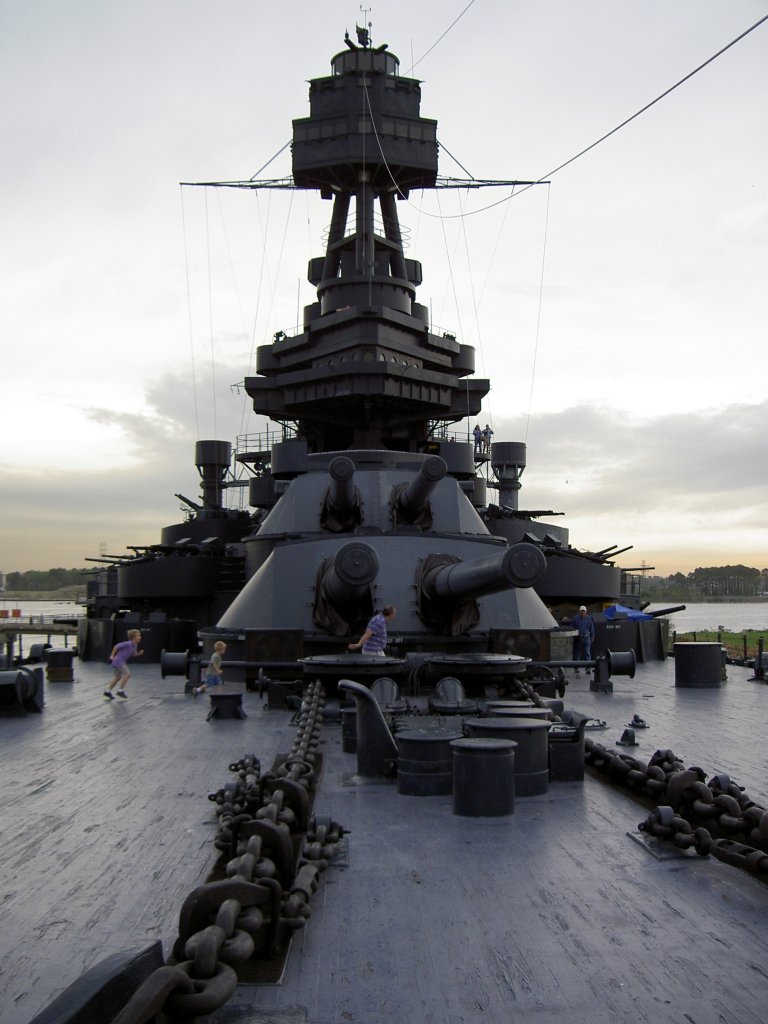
{"left": 673, "top": 643, "right": 722, "bottom": 688}
{"left": 451, "top": 737, "right": 517, "bottom": 817}
{"left": 45, "top": 648, "right": 75, "bottom": 683}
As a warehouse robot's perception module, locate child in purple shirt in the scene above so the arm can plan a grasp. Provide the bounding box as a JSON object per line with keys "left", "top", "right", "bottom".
{"left": 104, "top": 628, "right": 143, "bottom": 699}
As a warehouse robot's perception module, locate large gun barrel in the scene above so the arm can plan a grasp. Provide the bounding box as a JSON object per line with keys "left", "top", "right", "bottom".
{"left": 647, "top": 604, "right": 686, "bottom": 618}
{"left": 321, "top": 541, "right": 380, "bottom": 606}
{"left": 423, "top": 542, "right": 547, "bottom": 603}
{"left": 327, "top": 456, "right": 357, "bottom": 515}
{"left": 396, "top": 456, "right": 446, "bottom": 521}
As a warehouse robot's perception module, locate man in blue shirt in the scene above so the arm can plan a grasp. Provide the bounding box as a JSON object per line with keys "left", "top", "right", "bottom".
{"left": 570, "top": 605, "right": 595, "bottom": 675}
{"left": 348, "top": 605, "right": 396, "bottom": 656}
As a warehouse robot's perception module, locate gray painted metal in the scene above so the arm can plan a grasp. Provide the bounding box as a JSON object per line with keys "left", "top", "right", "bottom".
{"left": 451, "top": 737, "right": 517, "bottom": 817}
{"left": 674, "top": 642, "right": 724, "bottom": 687}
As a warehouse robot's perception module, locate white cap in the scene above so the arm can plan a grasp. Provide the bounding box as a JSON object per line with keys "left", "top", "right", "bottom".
{"left": 579, "top": 605, "right": 587, "bottom": 612}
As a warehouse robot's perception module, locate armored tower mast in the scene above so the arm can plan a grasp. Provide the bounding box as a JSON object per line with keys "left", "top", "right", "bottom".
{"left": 245, "top": 36, "right": 488, "bottom": 453}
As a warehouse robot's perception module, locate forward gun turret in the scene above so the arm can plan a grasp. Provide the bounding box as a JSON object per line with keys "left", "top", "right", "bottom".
{"left": 394, "top": 456, "right": 446, "bottom": 526}
{"left": 313, "top": 541, "right": 380, "bottom": 636}
{"left": 321, "top": 456, "right": 360, "bottom": 531}
{"left": 417, "top": 542, "right": 547, "bottom": 635}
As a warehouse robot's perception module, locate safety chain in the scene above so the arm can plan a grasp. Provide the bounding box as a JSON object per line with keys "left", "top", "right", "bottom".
{"left": 584, "top": 737, "right": 768, "bottom": 880}
{"left": 110, "top": 680, "right": 348, "bottom": 1023}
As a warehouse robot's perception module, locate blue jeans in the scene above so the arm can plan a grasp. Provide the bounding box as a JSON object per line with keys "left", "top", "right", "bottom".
{"left": 576, "top": 638, "right": 592, "bottom": 663}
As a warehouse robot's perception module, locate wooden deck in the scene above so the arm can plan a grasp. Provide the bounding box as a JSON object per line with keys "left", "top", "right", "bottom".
{"left": 2, "top": 655, "right": 768, "bottom": 1023}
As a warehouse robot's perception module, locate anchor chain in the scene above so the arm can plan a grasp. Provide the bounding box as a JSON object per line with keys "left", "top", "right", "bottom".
{"left": 505, "top": 675, "right": 564, "bottom": 717}
{"left": 585, "top": 738, "right": 768, "bottom": 881}
{"left": 107, "top": 680, "right": 347, "bottom": 1023}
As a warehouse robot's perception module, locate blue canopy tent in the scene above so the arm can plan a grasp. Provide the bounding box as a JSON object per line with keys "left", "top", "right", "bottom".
{"left": 602, "top": 604, "right": 653, "bottom": 621}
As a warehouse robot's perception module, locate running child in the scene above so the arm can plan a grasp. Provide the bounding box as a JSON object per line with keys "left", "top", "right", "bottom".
{"left": 194, "top": 640, "right": 227, "bottom": 696}
{"left": 104, "top": 629, "right": 144, "bottom": 699}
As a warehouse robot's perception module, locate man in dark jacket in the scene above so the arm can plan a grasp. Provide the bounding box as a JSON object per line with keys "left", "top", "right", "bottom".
{"left": 570, "top": 605, "right": 595, "bottom": 675}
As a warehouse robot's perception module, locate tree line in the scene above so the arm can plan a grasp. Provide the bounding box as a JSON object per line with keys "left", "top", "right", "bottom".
{"left": 4, "top": 563, "right": 766, "bottom": 599}
{"left": 2, "top": 568, "right": 87, "bottom": 592}
{"left": 642, "top": 565, "right": 768, "bottom": 600}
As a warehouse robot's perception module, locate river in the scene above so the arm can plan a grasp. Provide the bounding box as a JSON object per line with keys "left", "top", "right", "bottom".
{"left": 2, "top": 599, "right": 767, "bottom": 638}
{"left": 644, "top": 602, "right": 768, "bottom": 632}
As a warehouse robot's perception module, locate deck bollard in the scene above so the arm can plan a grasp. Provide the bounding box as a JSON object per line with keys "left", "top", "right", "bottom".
{"left": 397, "top": 728, "right": 462, "bottom": 796}
{"left": 673, "top": 643, "right": 722, "bottom": 688}
{"left": 451, "top": 737, "right": 516, "bottom": 816}
{"left": 466, "top": 718, "right": 550, "bottom": 796}
{"left": 45, "top": 648, "right": 75, "bottom": 683}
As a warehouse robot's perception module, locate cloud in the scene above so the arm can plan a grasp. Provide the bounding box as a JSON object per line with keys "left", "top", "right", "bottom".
{"left": 483, "top": 400, "right": 767, "bottom": 574}
{"left": 0, "top": 361, "right": 264, "bottom": 569}
{"left": 513, "top": 400, "right": 768, "bottom": 513}
{"left": 3, "top": 370, "right": 766, "bottom": 575}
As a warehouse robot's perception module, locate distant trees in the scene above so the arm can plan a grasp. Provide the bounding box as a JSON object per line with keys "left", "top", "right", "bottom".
{"left": 689, "top": 565, "right": 763, "bottom": 597}
{"left": 3, "top": 568, "right": 86, "bottom": 592}
{"left": 641, "top": 565, "right": 767, "bottom": 600}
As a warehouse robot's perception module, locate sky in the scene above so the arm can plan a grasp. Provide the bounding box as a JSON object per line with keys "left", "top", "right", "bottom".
{"left": 1, "top": 0, "right": 766, "bottom": 577}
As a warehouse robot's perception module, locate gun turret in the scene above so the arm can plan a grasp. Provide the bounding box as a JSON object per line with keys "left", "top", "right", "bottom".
{"left": 313, "top": 541, "right": 380, "bottom": 635}
{"left": 422, "top": 543, "right": 546, "bottom": 603}
{"left": 395, "top": 456, "right": 446, "bottom": 524}
{"left": 322, "top": 456, "right": 361, "bottom": 531}
{"left": 417, "top": 542, "right": 547, "bottom": 635}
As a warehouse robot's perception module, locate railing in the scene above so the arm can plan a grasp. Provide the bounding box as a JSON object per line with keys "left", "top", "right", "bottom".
{"left": 670, "top": 629, "right": 766, "bottom": 662}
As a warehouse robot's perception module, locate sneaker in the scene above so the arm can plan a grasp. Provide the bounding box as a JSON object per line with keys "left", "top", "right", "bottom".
{"left": 117, "top": 690, "right": 128, "bottom": 699}
{"left": 104, "top": 690, "right": 115, "bottom": 700}
{"left": 193, "top": 687, "right": 199, "bottom": 697}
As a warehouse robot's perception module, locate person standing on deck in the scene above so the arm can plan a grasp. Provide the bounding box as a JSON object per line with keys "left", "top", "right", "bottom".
{"left": 482, "top": 423, "right": 494, "bottom": 453}
{"left": 104, "top": 629, "right": 143, "bottom": 699}
{"left": 473, "top": 424, "right": 483, "bottom": 454}
{"left": 194, "top": 640, "right": 227, "bottom": 697}
{"left": 570, "top": 605, "right": 595, "bottom": 676}
{"left": 348, "top": 606, "right": 396, "bottom": 656}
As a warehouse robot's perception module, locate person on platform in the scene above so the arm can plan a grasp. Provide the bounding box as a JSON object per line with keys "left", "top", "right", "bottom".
{"left": 194, "top": 640, "right": 227, "bottom": 697}
{"left": 570, "top": 605, "right": 595, "bottom": 675}
{"left": 482, "top": 423, "right": 494, "bottom": 453}
{"left": 348, "top": 606, "right": 396, "bottom": 656}
{"left": 104, "top": 629, "right": 144, "bottom": 699}
{"left": 473, "top": 424, "right": 483, "bottom": 454}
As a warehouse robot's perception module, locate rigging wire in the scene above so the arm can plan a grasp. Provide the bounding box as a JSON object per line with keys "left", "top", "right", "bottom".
{"left": 435, "top": 187, "right": 465, "bottom": 344}
{"left": 414, "top": 11, "right": 768, "bottom": 221}
{"left": 204, "top": 189, "right": 217, "bottom": 436}
{"left": 250, "top": 141, "right": 291, "bottom": 182}
{"left": 179, "top": 186, "right": 201, "bottom": 439}
{"left": 215, "top": 189, "right": 250, "bottom": 349}
{"left": 405, "top": 0, "right": 478, "bottom": 76}
{"left": 437, "top": 141, "right": 475, "bottom": 181}
{"left": 524, "top": 184, "right": 551, "bottom": 444}
{"left": 240, "top": 189, "right": 271, "bottom": 436}
{"left": 459, "top": 188, "right": 492, "bottom": 430}
{"left": 264, "top": 190, "right": 296, "bottom": 338}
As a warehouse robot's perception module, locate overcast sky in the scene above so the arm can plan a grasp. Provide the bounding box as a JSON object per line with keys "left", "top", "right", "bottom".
{"left": 1, "top": 0, "right": 766, "bottom": 577}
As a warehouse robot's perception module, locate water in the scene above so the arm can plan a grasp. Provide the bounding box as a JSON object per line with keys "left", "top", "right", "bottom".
{"left": 0, "top": 599, "right": 84, "bottom": 618}
{"left": 0, "top": 600, "right": 83, "bottom": 654}
{"left": 645, "top": 602, "right": 768, "bottom": 633}
{"left": 3, "top": 600, "right": 766, "bottom": 648}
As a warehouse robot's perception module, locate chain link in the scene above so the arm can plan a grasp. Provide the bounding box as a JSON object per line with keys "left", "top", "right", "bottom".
{"left": 103, "top": 680, "right": 347, "bottom": 1022}
{"left": 585, "top": 737, "right": 768, "bottom": 880}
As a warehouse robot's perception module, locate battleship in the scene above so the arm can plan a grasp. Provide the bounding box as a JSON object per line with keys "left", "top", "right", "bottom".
{"left": 76, "top": 28, "right": 657, "bottom": 672}
{"left": 4, "top": 26, "right": 768, "bottom": 1024}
